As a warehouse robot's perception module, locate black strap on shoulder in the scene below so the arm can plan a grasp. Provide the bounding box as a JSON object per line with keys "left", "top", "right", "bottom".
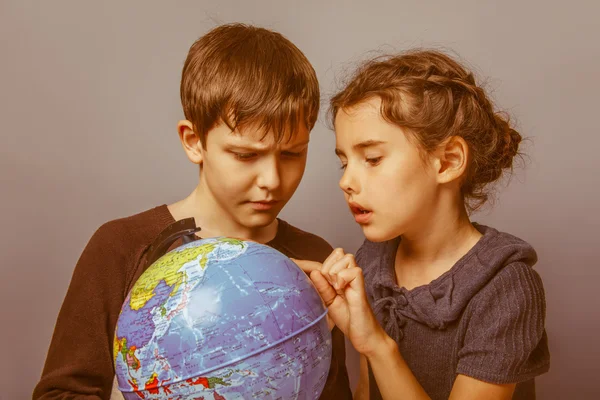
{"left": 143, "top": 218, "right": 202, "bottom": 270}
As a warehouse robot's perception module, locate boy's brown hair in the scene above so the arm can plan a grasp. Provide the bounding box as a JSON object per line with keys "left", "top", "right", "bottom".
{"left": 181, "top": 23, "right": 319, "bottom": 146}
{"left": 330, "top": 49, "right": 523, "bottom": 211}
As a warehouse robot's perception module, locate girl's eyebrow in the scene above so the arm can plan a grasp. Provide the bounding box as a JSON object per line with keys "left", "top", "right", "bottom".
{"left": 354, "top": 139, "right": 386, "bottom": 149}
{"left": 335, "top": 140, "right": 387, "bottom": 156}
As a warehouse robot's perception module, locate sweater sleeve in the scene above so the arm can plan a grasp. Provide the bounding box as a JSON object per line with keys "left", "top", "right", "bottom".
{"left": 33, "top": 222, "right": 135, "bottom": 400}
{"left": 456, "top": 262, "right": 550, "bottom": 384}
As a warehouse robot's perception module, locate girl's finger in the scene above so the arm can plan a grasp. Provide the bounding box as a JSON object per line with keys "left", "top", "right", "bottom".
{"left": 321, "top": 248, "right": 345, "bottom": 280}
{"left": 328, "top": 254, "right": 355, "bottom": 290}
{"left": 290, "top": 258, "right": 321, "bottom": 274}
{"left": 309, "top": 270, "right": 338, "bottom": 307}
{"left": 336, "top": 267, "right": 366, "bottom": 294}
{"left": 328, "top": 253, "right": 355, "bottom": 275}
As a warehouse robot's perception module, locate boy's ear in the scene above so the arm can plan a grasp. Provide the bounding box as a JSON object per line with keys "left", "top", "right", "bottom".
{"left": 434, "top": 136, "right": 468, "bottom": 184}
{"left": 177, "top": 120, "right": 203, "bottom": 165}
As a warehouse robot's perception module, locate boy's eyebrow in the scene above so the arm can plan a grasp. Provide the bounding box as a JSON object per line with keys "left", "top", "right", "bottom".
{"left": 335, "top": 140, "right": 386, "bottom": 156}
{"left": 283, "top": 139, "right": 310, "bottom": 149}
{"left": 228, "top": 140, "right": 310, "bottom": 152}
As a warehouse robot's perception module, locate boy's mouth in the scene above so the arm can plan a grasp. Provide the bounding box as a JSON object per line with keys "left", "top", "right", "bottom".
{"left": 249, "top": 200, "right": 280, "bottom": 211}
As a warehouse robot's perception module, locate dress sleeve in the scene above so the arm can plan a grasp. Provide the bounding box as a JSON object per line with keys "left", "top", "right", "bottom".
{"left": 456, "top": 262, "right": 550, "bottom": 384}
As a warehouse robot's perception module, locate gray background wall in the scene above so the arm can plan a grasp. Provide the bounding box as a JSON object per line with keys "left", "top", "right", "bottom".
{"left": 1, "top": 1, "right": 598, "bottom": 399}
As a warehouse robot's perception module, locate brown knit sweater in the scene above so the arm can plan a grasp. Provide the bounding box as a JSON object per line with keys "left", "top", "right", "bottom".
{"left": 358, "top": 224, "right": 550, "bottom": 400}
{"left": 33, "top": 205, "right": 352, "bottom": 400}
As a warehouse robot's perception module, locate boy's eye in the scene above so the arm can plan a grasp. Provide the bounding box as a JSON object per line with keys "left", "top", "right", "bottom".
{"left": 233, "top": 152, "right": 258, "bottom": 160}
{"left": 339, "top": 163, "right": 347, "bottom": 170}
{"left": 281, "top": 151, "right": 304, "bottom": 158}
{"left": 366, "top": 157, "right": 382, "bottom": 166}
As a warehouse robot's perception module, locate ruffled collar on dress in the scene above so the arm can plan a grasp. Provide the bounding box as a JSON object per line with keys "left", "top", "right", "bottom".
{"left": 361, "top": 224, "right": 537, "bottom": 341}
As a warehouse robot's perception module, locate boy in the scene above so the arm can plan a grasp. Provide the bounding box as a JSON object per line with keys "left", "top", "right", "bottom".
{"left": 33, "top": 23, "right": 352, "bottom": 400}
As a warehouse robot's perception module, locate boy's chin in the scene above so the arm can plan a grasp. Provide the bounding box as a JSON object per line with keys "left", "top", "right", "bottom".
{"left": 239, "top": 211, "right": 279, "bottom": 228}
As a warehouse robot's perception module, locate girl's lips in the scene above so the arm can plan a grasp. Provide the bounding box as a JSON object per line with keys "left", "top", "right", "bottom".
{"left": 349, "top": 203, "right": 373, "bottom": 224}
{"left": 350, "top": 205, "right": 365, "bottom": 214}
{"left": 353, "top": 210, "right": 373, "bottom": 224}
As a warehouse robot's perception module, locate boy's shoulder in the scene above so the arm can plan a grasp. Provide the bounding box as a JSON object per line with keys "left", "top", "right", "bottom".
{"left": 272, "top": 219, "right": 333, "bottom": 263}
{"left": 86, "top": 204, "right": 174, "bottom": 259}
{"left": 73, "top": 204, "right": 175, "bottom": 295}
{"left": 96, "top": 204, "right": 172, "bottom": 237}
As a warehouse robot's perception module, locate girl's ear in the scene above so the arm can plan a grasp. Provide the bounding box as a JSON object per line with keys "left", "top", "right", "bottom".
{"left": 177, "top": 120, "right": 203, "bottom": 165}
{"left": 434, "top": 136, "right": 468, "bottom": 184}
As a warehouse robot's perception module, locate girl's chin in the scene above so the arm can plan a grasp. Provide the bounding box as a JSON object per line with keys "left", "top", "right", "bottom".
{"left": 361, "top": 225, "right": 397, "bottom": 243}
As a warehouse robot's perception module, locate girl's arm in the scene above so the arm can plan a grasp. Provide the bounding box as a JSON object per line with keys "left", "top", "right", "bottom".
{"left": 353, "top": 355, "right": 370, "bottom": 400}
{"left": 300, "top": 252, "right": 430, "bottom": 400}
{"left": 298, "top": 250, "right": 524, "bottom": 400}
{"left": 365, "top": 334, "right": 429, "bottom": 399}
{"left": 363, "top": 311, "right": 518, "bottom": 400}
{"left": 449, "top": 376, "right": 515, "bottom": 400}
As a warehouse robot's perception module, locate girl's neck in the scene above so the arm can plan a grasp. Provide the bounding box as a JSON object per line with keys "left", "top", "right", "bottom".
{"left": 394, "top": 202, "right": 482, "bottom": 290}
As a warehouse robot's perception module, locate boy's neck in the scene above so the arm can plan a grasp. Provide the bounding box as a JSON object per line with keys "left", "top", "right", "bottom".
{"left": 167, "top": 186, "right": 279, "bottom": 244}
{"left": 394, "top": 198, "right": 482, "bottom": 290}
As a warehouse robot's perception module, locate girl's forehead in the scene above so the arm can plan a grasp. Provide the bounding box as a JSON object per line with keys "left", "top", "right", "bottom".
{"left": 335, "top": 115, "right": 398, "bottom": 142}
{"left": 336, "top": 99, "right": 382, "bottom": 123}
{"left": 334, "top": 100, "right": 395, "bottom": 140}
{"left": 335, "top": 114, "right": 415, "bottom": 156}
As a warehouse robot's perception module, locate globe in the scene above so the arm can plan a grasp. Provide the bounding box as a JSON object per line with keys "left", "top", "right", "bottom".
{"left": 113, "top": 237, "right": 332, "bottom": 400}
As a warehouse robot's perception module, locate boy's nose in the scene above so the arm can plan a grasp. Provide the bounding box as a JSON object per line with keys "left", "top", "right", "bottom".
{"left": 256, "top": 159, "right": 281, "bottom": 190}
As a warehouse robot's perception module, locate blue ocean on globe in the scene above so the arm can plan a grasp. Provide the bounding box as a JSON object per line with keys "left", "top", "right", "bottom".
{"left": 114, "top": 237, "right": 332, "bottom": 399}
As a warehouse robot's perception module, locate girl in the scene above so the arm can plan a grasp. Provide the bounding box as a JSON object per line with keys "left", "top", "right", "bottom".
{"left": 295, "top": 50, "right": 549, "bottom": 399}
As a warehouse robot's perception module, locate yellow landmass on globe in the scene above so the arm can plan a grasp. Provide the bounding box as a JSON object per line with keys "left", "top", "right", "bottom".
{"left": 128, "top": 238, "right": 245, "bottom": 311}
{"left": 128, "top": 242, "right": 218, "bottom": 311}
{"left": 113, "top": 335, "right": 120, "bottom": 362}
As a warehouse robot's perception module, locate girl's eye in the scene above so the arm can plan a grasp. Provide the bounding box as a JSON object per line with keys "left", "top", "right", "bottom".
{"left": 234, "top": 152, "right": 257, "bottom": 160}
{"left": 339, "top": 163, "right": 347, "bottom": 170}
{"left": 366, "top": 157, "right": 382, "bottom": 166}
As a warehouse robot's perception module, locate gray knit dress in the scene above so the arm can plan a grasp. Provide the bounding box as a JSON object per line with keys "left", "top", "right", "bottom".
{"left": 356, "top": 224, "right": 550, "bottom": 400}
